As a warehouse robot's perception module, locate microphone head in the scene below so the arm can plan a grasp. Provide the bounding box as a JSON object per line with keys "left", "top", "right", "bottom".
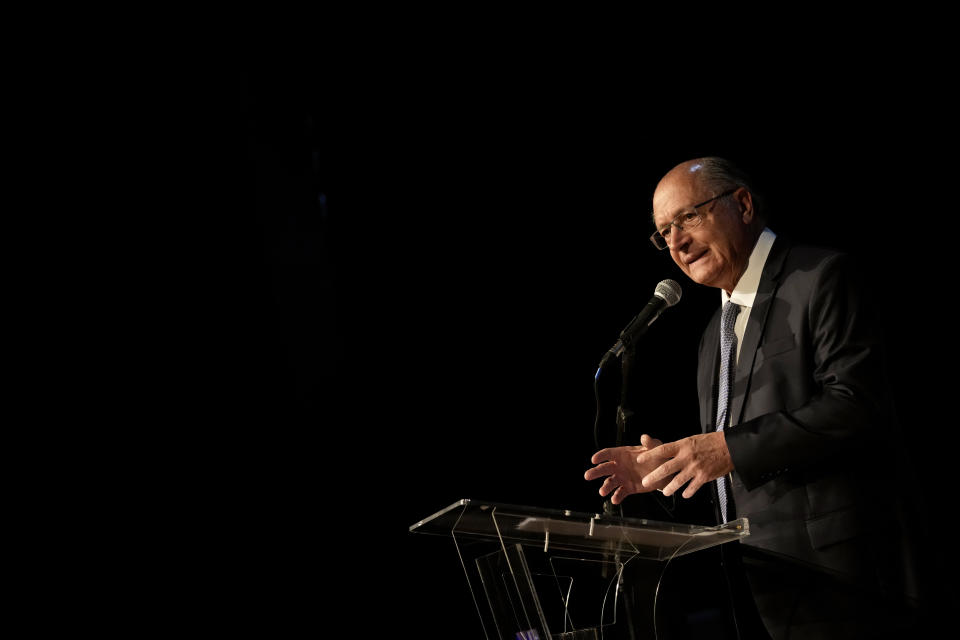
{"left": 654, "top": 279, "right": 682, "bottom": 307}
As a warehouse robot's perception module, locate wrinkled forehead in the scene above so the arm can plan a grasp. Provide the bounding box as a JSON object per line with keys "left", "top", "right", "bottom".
{"left": 652, "top": 169, "right": 707, "bottom": 227}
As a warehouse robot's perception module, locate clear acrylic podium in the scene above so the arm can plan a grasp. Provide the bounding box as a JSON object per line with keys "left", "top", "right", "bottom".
{"left": 410, "top": 499, "right": 749, "bottom": 640}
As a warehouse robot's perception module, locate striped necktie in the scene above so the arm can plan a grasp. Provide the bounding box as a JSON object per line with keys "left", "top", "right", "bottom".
{"left": 716, "top": 300, "right": 740, "bottom": 523}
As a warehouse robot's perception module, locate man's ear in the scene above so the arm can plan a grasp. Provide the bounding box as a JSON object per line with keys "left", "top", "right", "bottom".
{"left": 734, "top": 187, "right": 754, "bottom": 224}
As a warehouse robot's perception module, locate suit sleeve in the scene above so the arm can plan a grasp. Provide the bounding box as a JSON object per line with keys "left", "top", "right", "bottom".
{"left": 725, "top": 253, "right": 891, "bottom": 491}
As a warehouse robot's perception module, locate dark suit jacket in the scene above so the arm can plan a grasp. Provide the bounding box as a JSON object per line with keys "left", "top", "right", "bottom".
{"left": 696, "top": 237, "right": 920, "bottom": 612}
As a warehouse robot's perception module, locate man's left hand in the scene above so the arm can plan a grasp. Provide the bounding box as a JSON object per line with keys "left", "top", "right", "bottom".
{"left": 637, "top": 431, "right": 734, "bottom": 499}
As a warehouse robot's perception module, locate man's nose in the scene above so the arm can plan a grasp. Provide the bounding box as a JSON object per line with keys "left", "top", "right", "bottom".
{"left": 668, "top": 224, "right": 691, "bottom": 251}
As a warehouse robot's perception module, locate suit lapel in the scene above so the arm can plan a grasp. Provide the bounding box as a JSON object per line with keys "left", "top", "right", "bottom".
{"left": 730, "top": 237, "right": 790, "bottom": 425}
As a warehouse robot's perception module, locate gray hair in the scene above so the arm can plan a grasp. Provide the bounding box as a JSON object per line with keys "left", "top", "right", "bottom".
{"left": 690, "top": 157, "right": 764, "bottom": 218}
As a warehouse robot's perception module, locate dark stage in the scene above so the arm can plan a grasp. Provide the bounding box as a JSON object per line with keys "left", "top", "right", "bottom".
{"left": 239, "top": 62, "right": 955, "bottom": 636}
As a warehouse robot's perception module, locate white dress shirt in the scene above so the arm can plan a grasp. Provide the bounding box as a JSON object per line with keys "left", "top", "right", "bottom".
{"left": 718, "top": 227, "right": 777, "bottom": 424}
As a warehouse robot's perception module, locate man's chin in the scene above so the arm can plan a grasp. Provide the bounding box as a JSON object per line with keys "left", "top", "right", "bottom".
{"left": 686, "top": 264, "right": 721, "bottom": 289}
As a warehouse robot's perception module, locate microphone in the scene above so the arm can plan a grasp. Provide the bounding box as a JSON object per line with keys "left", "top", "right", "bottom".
{"left": 598, "top": 279, "right": 682, "bottom": 370}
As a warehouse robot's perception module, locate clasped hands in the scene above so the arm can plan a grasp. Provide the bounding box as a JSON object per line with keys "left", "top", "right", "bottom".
{"left": 583, "top": 432, "right": 734, "bottom": 505}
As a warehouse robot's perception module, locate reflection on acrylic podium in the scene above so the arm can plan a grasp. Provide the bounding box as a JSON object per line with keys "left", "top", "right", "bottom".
{"left": 410, "top": 499, "right": 748, "bottom": 640}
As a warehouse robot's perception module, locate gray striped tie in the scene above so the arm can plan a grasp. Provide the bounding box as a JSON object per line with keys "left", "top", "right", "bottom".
{"left": 716, "top": 300, "right": 740, "bottom": 523}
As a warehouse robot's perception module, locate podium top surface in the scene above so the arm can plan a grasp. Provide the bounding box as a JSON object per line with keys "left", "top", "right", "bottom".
{"left": 410, "top": 499, "right": 748, "bottom": 560}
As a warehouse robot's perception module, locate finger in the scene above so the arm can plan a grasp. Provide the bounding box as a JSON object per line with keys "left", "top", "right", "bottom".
{"left": 599, "top": 475, "right": 620, "bottom": 497}
{"left": 590, "top": 448, "right": 616, "bottom": 464}
{"left": 636, "top": 441, "right": 677, "bottom": 466}
{"left": 681, "top": 477, "right": 706, "bottom": 500}
{"left": 584, "top": 461, "right": 617, "bottom": 481}
{"left": 660, "top": 473, "right": 691, "bottom": 497}
{"left": 642, "top": 459, "right": 682, "bottom": 487}
{"left": 640, "top": 434, "right": 663, "bottom": 448}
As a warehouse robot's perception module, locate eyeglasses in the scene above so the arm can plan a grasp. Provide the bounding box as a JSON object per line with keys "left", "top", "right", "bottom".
{"left": 649, "top": 189, "right": 738, "bottom": 250}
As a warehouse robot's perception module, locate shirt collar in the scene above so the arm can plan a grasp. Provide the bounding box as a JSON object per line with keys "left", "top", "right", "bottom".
{"left": 721, "top": 227, "right": 777, "bottom": 308}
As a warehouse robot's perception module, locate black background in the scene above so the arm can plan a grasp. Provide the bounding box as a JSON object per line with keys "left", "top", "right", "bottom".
{"left": 233, "top": 48, "right": 956, "bottom": 635}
